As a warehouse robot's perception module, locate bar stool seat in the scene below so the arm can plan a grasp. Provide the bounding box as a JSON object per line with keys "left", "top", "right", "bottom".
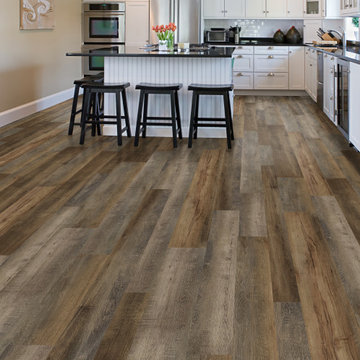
{"left": 80, "top": 82, "right": 131, "bottom": 146}
{"left": 68, "top": 72, "right": 104, "bottom": 135}
{"left": 188, "top": 83, "right": 234, "bottom": 149}
{"left": 134, "top": 83, "right": 183, "bottom": 148}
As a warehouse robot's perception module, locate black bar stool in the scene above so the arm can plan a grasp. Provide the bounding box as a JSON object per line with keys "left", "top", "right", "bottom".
{"left": 134, "top": 83, "right": 183, "bottom": 148}
{"left": 188, "top": 84, "right": 234, "bottom": 149}
{"left": 68, "top": 72, "right": 104, "bottom": 136}
{"left": 80, "top": 82, "right": 131, "bottom": 146}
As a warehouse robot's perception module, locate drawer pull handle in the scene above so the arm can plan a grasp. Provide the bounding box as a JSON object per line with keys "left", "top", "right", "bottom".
{"left": 237, "top": 73, "right": 244, "bottom": 76}
{"left": 268, "top": 55, "right": 274, "bottom": 59}
{"left": 237, "top": 46, "right": 243, "bottom": 49}
{"left": 237, "top": 55, "right": 243, "bottom": 58}
{"left": 268, "top": 46, "right": 273, "bottom": 49}
{"left": 267, "top": 73, "right": 275, "bottom": 77}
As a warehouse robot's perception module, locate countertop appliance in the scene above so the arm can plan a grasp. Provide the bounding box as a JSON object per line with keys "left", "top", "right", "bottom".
{"left": 82, "top": 1, "right": 126, "bottom": 44}
{"left": 205, "top": 29, "right": 230, "bottom": 43}
{"left": 317, "top": 51, "right": 324, "bottom": 110}
{"left": 336, "top": 59, "right": 350, "bottom": 139}
{"left": 150, "top": 0, "right": 201, "bottom": 44}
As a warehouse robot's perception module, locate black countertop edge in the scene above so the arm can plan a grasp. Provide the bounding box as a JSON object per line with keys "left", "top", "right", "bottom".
{"left": 305, "top": 44, "right": 360, "bottom": 65}
{"left": 66, "top": 45, "right": 235, "bottom": 58}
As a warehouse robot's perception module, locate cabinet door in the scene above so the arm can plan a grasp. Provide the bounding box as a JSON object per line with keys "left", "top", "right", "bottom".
{"left": 225, "top": 0, "right": 245, "bottom": 18}
{"left": 289, "top": 47, "right": 305, "bottom": 90}
{"left": 323, "top": 54, "right": 336, "bottom": 122}
{"left": 233, "top": 72, "right": 254, "bottom": 89}
{"left": 349, "top": 62, "right": 360, "bottom": 150}
{"left": 254, "top": 73, "right": 289, "bottom": 89}
{"left": 203, "top": 0, "right": 224, "bottom": 18}
{"left": 246, "top": 0, "right": 266, "bottom": 18}
{"left": 233, "top": 54, "right": 254, "bottom": 71}
{"left": 303, "top": 20, "right": 322, "bottom": 43}
{"left": 126, "top": 2, "right": 149, "bottom": 46}
{"left": 287, "top": 0, "right": 303, "bottom": 17}
{"left": 267, "top": 0, "right": 287, "bottom": 18}
{"left": 305, "top": 49, "right": 312, "bottom": 97}
{"left": 304, "top": 0, "right": 322, "bottom": 17}
{"left": 254, "top": 55, "right": 288, "bottom": 72}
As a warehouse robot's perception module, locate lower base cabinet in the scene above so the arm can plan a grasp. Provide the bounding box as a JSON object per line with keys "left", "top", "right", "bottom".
{"left": 323, "top": 54, "right": 337, "bottom": 124}
{"left": 305, "top": 48, "right": 317, "bottom": 101}
{"left": 349, "top": 62, "right": 360, "bottom": 151}
{"left": 233, "top": 72, "right": 254, "bottom": 89}
{"left": 254, "top": 73, "right": 289, "bottom": 89}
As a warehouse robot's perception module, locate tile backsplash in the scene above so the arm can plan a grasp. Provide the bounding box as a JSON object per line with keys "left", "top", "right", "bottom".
{"left": 204, "top": 19, "right": 304, "bottom": 38}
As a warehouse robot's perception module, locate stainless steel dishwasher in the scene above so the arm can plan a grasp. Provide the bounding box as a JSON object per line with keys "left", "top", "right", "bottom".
{"left": 317, "top": 51, "right": 324, "bottom": 110}
{"left": 336, "top": 58, "right": 350, "bottom": 140}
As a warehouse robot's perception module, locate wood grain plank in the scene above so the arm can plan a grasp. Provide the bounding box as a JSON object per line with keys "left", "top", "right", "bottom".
{"left": 127, "top": 248, "right": 205, "bottom": 360}
{"left": 93, "top": 293, "right": 148, "bottom": 360}
{"left": 289, "top": 132, "right": 332, "bottom": 196}
{"left": 313, "top": 196, "right": 360, "bottom": 318}
{"left": 285, "top": 212, "right": 360, "bottom": 359}
{"left": 187, "top": 211, "right": 239, "bottom": 359}
{"left": 275, "top": 302, "right": 311, "bottom": 360}
{"left": 262, "top": 166, "right": 299, "bottom": 302}
{"left": 169, "top": 149, "right": 224, "bottom": 248}
{"left": 327, "top": 178, "right": 360, "bottom": 245}
{"left": 0, "top": 345, "right": 51, "bottom": 360}
{"left": 234, "top": 237, "right": 279, "bottom": 360}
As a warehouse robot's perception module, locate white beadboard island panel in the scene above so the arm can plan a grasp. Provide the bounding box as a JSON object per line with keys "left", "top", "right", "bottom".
{"left": 103, "top": 56, "right": 233, "bottom": 138}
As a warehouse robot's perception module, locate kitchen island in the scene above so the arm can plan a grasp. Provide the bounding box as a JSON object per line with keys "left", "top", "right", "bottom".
{"left": 67, "top": 45, "right": 234, "bottom": 138}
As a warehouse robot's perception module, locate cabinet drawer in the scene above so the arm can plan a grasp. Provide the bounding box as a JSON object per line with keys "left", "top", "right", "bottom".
{"left": 233, "top": 54, "right": 254, "bottom": 71}
{"left": 254, "top": 46, "right": 289, "bottom": 55}
{"left": 254, "top": 55, "right": 288, "bottom": 72}
{"left": 233, "top": 46, "right": 254, "bottom": 55}
{"left": 254, "top": 73, "right": 289, "bottom": 89}
{"left": 233, "top": 72, "right": 254, "bottom": 89}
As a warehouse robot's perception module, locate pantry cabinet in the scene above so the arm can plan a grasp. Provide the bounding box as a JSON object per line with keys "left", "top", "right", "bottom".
{"left": 125, "top": 2, "right": 149, "bottom": 46}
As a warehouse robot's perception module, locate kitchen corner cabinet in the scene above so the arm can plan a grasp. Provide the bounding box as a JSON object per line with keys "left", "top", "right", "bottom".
{"left": 349, "top": 62, "right": 360, "bottom": 151}
{"left": 203, "top": 0, "right": 245, "bottom": 18}
{"left": 126, "top": 1, "right": 149, "bottom": 46}
{"left": 341, "top": 0, "right": 360, "bottom": 15}
{"left": 323, "top": 54, "right": 337, "bottom": 123}
{"left": 305, "top": 48, "right": 317, "bottom": 101}
{"left": 289, "top": 47, "right": 305, "bottom": 90}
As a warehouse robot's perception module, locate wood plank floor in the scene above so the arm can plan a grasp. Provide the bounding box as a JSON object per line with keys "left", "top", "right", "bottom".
{"left": 0, "top": 95, "right": 360, "bottom": 359}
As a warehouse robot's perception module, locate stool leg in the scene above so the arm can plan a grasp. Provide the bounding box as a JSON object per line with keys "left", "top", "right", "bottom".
{"left": 226, "top": 92, "right": 234, "bottom": 140}
{"left": 194, "top": 93, "right": 200, "bottom": 139}
{"left": 223, "top": 93, "right": 232, "bottom": 150}
{"left": 142, "top": 93, "right": 149, "bottom": 138}
{"left": 90, "top": 93, "right": 97, "bottom": 137}
{"left": 174, "top": 91, "right": 182, "bottom": 139}
{"left": 188, "top": 92, "right": 197, "bottom": 148}
{"left": 68, "top": 84, "right": 80, "bottom": 135}
{"left": 121, "top": 89, "right": 132, "bottom": 137}
{"left": 116, "top": 91, "right": 123, "bottom": 146}
{"left": 80, "top": 89, "right": 91, "bottom": 145}
{"left": 95, "top": 93, "right": 102, "bottom": 136}
{"left": 134, "top": 91, "right": 145, "bottom": 147}
{"left": 170, "top": 91, "right": 178, "bottom": 148}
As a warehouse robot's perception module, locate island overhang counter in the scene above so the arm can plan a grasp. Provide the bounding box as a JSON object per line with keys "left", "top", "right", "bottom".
{"left": 66, "top": 45, "right": 235, "bottom": 138}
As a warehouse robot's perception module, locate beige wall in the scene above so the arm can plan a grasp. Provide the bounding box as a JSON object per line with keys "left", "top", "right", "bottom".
{"left": 0, "top": 0, "right": 82, "bottom": 113}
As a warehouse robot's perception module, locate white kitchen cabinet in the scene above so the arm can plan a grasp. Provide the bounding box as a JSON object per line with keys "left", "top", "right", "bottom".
{"left": 254, "top": 55, "right": 288, "bottom": 72}
{"left": 305, "top": 48, "right": 318, "bottom": 101}
{"left": 287, "top": 0, "right": 304, "bottom": 17}
{"left": 323, "top": 53, "right": 337, "bottom": 123}
{"left": 126, "top": 1, "right": 149, "bottom": 46}
{"left": 289, "top": 47, "right": 305, "bottom": 90}
{"left": 203, "top": 0, "right": 245, "bottom": 18}
{"left": 304, "top": 0, "right": 322, "bottom": 17}
{"left": 233, "top": 72, "right": 254, "bottom": 89}
{"left": 254, "top": 73, "right": 289, "bottom": 89}
{"left": 233, "top": 46, "right": 254, "bottom": 55}
{"left": 254, "top": 46, "right": 289, "bottom": 55}
{"left": 303, "top": 20, "right": 322, "bottom": 43}
{"left": 233, "top": 54, "right": 254, "bottom": 72}
{"left": 267, "top": 0, "right": 287, "bottom": 18}
{"left": 349, "top": 62, "right": 360, "bottom": 151}
{"left": 341, "top": 0, "right": 360, "bottom": 15}
{"left": 245, "top": 0, "right": 266, "bottom": 18}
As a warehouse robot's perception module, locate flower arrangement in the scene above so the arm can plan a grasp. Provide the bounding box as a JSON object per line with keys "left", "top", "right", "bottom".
{"left": 152, "top": 22, "right": 177, "bottom": 50}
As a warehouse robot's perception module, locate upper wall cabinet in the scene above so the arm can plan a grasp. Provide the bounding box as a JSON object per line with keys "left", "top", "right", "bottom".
{"left": 267, "top": 0, "right": 287, "bottom": 18}
{"left": 287, "top": 0, "right": 304, "bottom": 17}
{"left": 245, "top": 0, "right": 266, "bottom": 18}
{"left": 203, "top": 0, "right": 245, "bottom": 18}
{"left": 304, "top": 0, "right": 322, "bottom": 17}
{"left": 340, "top": 0, "right": 360, "bottom": 15}
{"left": 245, "top": 0, "right": 304, "bottom": 18}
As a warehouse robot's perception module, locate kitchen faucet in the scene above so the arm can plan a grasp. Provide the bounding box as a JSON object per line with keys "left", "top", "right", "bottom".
{"left": 328, "top": 28, "right": 346, "bottom": 48}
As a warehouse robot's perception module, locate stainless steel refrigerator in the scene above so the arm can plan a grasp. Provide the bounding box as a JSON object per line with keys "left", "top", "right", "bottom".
{"left": 150, "top": 0, "right": 201, "bottom": 44}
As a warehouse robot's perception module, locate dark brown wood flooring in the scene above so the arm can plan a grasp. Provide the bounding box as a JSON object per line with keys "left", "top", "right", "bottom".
{"left": 0, "top": 96, "right": 360, "bottom": 359}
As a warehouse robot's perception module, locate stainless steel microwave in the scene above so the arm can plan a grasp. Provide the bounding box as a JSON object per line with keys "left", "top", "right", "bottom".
{"left": 205, "top": 30, "right": 229, "bottom": 43}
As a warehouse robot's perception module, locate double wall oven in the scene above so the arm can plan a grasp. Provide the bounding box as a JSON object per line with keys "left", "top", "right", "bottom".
{"left": 82, "top": 1, "right": 126, "bottom": 75}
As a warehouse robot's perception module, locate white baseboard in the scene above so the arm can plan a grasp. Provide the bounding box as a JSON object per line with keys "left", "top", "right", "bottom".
{"left": 0, "top": 87, "right": 77, "bottom": 128}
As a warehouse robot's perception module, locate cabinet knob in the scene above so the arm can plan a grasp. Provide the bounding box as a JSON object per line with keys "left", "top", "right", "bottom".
{"left": 289, "top": 51, "right": 292, "bottom": 53}
{"left": 237, "top": 46, "right": 243, "bottom": 49}
{"left": 310, "top": 64, "right": 313, "bottom": 67}
{"left": 268, "top": 46, "right": 273, "bottom": 49}
{"left": 268, "top": 55, "right": 274, "bottom": 59}
{"left": 237, "top": 55, "right": 243, "bottom": 58}
{"left": 267, "top": 73, "right": 275, "bottom": 77}
{"left": 331, "top": 57, "right": 334, "bottom": 60}
{"left": 237, "top": 73, "right": 243, "bottom": 77}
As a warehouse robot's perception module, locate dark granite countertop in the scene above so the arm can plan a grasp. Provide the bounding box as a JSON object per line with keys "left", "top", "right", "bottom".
{"left": 305, "top": 44, "right": 360, "bottom": 65}
{"left": 66, "top": 44, "right": 235, "bottom": 58}
{"left": 205, "top": 37, "right": 304, "bottom": 47}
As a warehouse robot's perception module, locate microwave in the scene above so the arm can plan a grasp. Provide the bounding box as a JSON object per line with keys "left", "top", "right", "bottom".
{"left": 205, "top": 30, "right": 229, "bottom": 43}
